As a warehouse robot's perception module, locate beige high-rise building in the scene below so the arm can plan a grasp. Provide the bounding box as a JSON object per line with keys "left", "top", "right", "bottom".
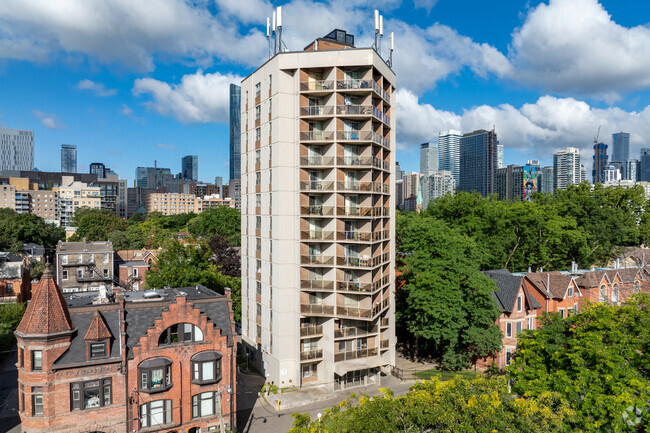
{"left": 240, "top": 29, "right": 396, "bottom": 390}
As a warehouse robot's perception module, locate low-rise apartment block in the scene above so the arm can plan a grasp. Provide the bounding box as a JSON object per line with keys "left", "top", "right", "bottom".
{"left": 55, "top": 241, "right": 114, "bottom": 293}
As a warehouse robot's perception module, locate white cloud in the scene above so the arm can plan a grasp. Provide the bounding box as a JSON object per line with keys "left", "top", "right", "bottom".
{"left": 509, "top": 0, "right": 650, "bottom": 97}
{"left": 413, "top": 0, "right": 438, "bottom": 13}
{"left": 156, "top": 143, "right": 176, "bottom": 150}
{"left": 77, "top": 79, "right": 117, "bottom": 97}
{"left": 133, "top": 70, "right": 242, "bottom": 124}
{"left": 214, "top": 0, "right": 272, "bottom": 24}
{"left": 0, "top": 0, "right": 267, "bottom": 70}
{"left": 32, "top": 110, "right": 65, "bottom": 129}
{"left": 396, "top": 89, "right": 650, "bottom": 173}
{"left": 120, "top": 104, "right": 144, "bottom": 123}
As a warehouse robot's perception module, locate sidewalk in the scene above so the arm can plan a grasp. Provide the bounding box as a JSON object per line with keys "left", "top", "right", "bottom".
{"left": 0, "top": 350, "right": 20, "bottom": 433}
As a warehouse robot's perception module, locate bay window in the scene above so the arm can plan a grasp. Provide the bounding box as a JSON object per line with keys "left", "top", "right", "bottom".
{"left": 191, "top": 351, "right": 222, "bottom": 385}
{"left": 139, "top": 358, "right": 172, "bottom": 392}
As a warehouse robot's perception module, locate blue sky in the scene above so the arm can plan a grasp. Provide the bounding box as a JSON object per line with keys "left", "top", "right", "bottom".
{"left": 1, "top": 0, "right": 650, "bottom": 183}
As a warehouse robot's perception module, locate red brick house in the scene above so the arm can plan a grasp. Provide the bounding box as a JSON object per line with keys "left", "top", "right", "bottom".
{"left": 479, "top": 270, "right": 542, "bottom": 370}
{"left": 15, "top": 268, "right": 236, "bottom": 433}
{"left": 0, "top": 252, "right": 31, "bottom": 303}
{"left": 115, "top": 249, "right": 159, "bottom": 290}
{"left": 523, "top": 271, "right": 582, "bottom": 317}
{"left": 575, "top": 267, "right": 646, "bottom": 306}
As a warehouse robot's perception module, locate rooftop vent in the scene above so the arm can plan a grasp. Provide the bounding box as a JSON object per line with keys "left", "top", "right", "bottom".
{"left": 143, "top": 290, "right": 161, "bottom": 299}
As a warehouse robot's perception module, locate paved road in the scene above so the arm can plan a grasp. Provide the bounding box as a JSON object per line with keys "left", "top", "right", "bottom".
{"left": 236, "top": 373, "right": 416, "bottom": 433}
{"left": 0, "top": 350, "right": 20, "bottom": 433}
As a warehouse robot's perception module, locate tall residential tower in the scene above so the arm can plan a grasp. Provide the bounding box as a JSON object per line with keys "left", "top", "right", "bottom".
{"left": 438, "top": 130, "right": 461, "bottom": 186}
{"left": 240, "top": 29, "right": 396, "bottom": 391}
{"left": 554, "top": 147, "right": 582, "bottom": 190}
{"left": 0, "top": 128, "right": 34, "bottom": 171}
{"left": 459, "top": 129, "right": 498, "bottom": 197}
{"left": 61, "top": 144, "right": 77, "bottom": 173}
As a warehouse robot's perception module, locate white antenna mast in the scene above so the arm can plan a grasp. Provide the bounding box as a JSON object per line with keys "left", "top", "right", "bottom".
{"left": 266, "top": 16, "right": 272, "bottom": 58}
{"left": 374, "top": 10, "right": 379, "bottom": 49}
{"left": 379, "top": 15, "right": 384, "bottom": 55}
{"left": 277, "top": 6, "right": 284, "bottom": 53}
{"left": 272, "top": 10, "right": 277, "bottom": 55}
{"left": 388, "top": 31, "right": 394, "bottom": 67}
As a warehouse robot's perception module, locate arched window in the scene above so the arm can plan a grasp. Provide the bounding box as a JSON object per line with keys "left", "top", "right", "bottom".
{"left": 158, "top": 323, "right": 204, "bottom": 346}
{"left": 612, "top": 284, "right": 619, "bottom": 305}
{"left": 599, "top": 285, "right": 607, "bottom": 303}
{"left": 191, "top": 351, "right": 222, "bottom": 385}
{"left": 634, "top": 281, "right": 640, "bottom": 294}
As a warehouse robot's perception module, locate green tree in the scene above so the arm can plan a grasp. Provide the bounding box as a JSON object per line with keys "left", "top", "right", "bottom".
{"left": 0, "top": 208, "right": 64, "bottom": 252}
{"left": 397, "top": 213, "right": 502, "bottom": 369}
{"left": 0, "top": 302, "right": 26, "bottom": 359}
{"left": 69, "top": 208, "right": 128, "bottom": 242}
{"left": 187, "top": 207, "right": 241, "bottom": 246}
{"left": 289, "top": 376, "right": 570, "bottom": 433}
{"left": 508, "top": 294, "right": 650, "bottom": 432}
{"left": 146, "top": 239, "right": 241, "bottom": 322}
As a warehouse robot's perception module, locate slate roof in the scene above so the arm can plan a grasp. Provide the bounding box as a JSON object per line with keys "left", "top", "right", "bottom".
{"left": 575, "top": 267, "right": 641, "bottom": 288}
{"left": 484, "top": 269, "right": 541, "bottom": 313}
{"left": 55, "top": 309, "right": 121, "bottom": 366}
{"left": 16, "top": 268, "right": 74, "bottom": 335}
{"left": 118, "top": 260, "right": 149, "bottom": 268}
{"left": 525, "top": 271, "right": 575, "bottom": 299}
{"left": 84, "top": 311, "right": 113, "bottom": 340}
{"left": 0, "top": 260, "right": 23, "bottom": 280}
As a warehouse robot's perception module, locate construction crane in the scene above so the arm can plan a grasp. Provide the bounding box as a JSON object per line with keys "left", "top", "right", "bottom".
{"left": 594, "top": 125, "right": 601, "bottom": 145}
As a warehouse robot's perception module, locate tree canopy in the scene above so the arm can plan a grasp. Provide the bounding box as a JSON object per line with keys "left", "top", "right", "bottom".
{"left": 187, "top": 206, "right": 241, "bottom": 246}
{"left": 289, "top": 376, "right": 569, "bottom": 433}
{"left": 396, "top": 212, "right": 502, "bottom": 369}
{"left": 508, "top": 294, "right": 650, "bottom": 432}
{"left": 145, "top": 239, "right": 241, "bottom": 322}
{"left": 0, "top": 208, "right": 64, "bottom": 253}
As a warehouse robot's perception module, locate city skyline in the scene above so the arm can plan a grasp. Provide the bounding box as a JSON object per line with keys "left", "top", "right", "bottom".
{"left": 1, "top": 1, "right": 650, "bottom": 183}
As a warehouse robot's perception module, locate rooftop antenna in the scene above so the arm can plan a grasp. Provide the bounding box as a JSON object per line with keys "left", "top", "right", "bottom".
{"left": 388, "top": 31, "right": 394, "bottom": 67}
{"left": 379, "top": 15, "right": 384, "bottom": 55}
{"left": 277, "top": 6, "right": 283, "bottom": 53}
{"left": 266, "top": 16, "right": 272, "bottom": 58}
{"left": 374, "top": 10, "right": 379, "bottom": 50}
{"left": 272, "top": 10, "right": 277, "bottom": 55}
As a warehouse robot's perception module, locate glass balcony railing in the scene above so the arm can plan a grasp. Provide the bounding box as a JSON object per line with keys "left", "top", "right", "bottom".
{"left": 300, "top": 230, "right": 335, "bottom": 241}
{"left": 334, "top": 326, "right": 378, "bottom": 339}
{"left": 334, "top": 347, "right": 378, "bottom": 362}
{"left": 337, "top": 156, "right": 389, "bottom": 170}
{"left": 300, "top": 205, "right": 335, "bottom": 216}
{"left": 337, "top": 206, "right": 390, "bottom": 217}
{"left": 372, "top": 106, "right": 390, "bottom": 125}
{"left": 300, "top": 156, "right": 335, "bottom": 166}
{"left": 300, "top": 106, "right": 334, "bottom": 116}
{"left": 336, "top": 105, "right": 372, "bottom": 116}
{"left": 301, "top": 255, "right": 335, "bottom": 265}
{"left": 300, "top": 131, "right": 334, "bottom": 141}
{"left": 300, "top": 304, "right": 335, "bottom": 315}
{"left": 300, "top": 349, "right": 324, "bottom": 361}
{"left": 300, "top": 80, "right": 335, "bottom": 91}
{"left": 337, "top": 305, "right": 372, "bottom": 318}
{"left": 300, "top": 280, "right": 334, "bottom": 291}
{"left": 300, "top": 180, "right": 335, "bottom": 191}
{"left": 300, "top": 325, "right": 324, "bottom": 337}
{"left": 337, "top": 276, "right": 389, "bottom": 292}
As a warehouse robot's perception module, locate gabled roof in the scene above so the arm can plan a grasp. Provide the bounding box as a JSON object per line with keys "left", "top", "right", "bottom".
{"left": 16, "top": 267, "right": 74, "bottom": 336}
{"left": 484, "top": 269, "right": 541, "bottom": 313}
{"left": 84, "top": 311, "right": 112, "bottom": 340}
{"left": 525, "top": 271, "right": 575, "bottom": 299}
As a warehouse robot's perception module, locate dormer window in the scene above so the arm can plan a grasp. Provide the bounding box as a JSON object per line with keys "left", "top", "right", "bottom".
{"left": 567, "top": 285, "right": 573, "bottom": 298}
{"left": 158, "top": 323, "right": 203, "bottom": 346}
{"left": 89, "top": 342, "right": 107, "bottom": 358}
{"left": 84, "top": 311, "right": 112, "bottom": 360}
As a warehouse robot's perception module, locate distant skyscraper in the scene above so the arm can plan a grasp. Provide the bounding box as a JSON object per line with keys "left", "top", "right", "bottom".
{"left": 402, "top": 172, "right": 421, "bottom": 201}
{"left": 89, "top": 162, "right": 106, "bottom": 178}
{"left": 553, "top": 147, "right": 582, "bottom": 190}
{"left": 395, "top": 161, "right": 404, "bottom": 181}
{"left": 496, "top": 144, "right": 504, "bottom": 169}
{"left": 593, "top": 142, "right": 608, "bottom": 184}
{"left": 61, "top": 144, "right": 77, "bottom": 173}
{"left": 639, "top": 149, "right": 650, "bottom": 182}
{"left": 438, "top": 130, "right": 461, "bottom": 186}
{"left": 539, "top": 166, "right": 555, "bottom": 193}
{"left": 603, "top": 163, "right": 621, "bottom": 182}
{"left": 625, "top": 159, "right": 640, "bottom": 181}
{"left": 460, "top": 129, "right": 498, "bottom": 197}
{"left": 496, "top": 165, "right": 523, "bottom": 201}
{"left": 420, "top": 142, "right": 438, "bottom": 175}
{"left": 0, "top": 128, "right": 34, "bottom": 171}
{"left": 422, "top": 171, "right": 455, "bottom": 209}
{"left": 182, "top": 155, "right": 198, "bottom": 181}
{"left": 229, "top": 84, "right": 241, "bottom": 182}
{"left": 580, "top": 164, "right": 587, "bottom": 184}
{"left": 612, "top": 131, "right": 630, "bottom": 166}
{"left": 136, "top": 165, "right": 173, "bottom": 188}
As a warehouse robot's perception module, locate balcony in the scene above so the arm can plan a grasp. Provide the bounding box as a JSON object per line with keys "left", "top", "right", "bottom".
{"left": 300, "top": 180, "right": 335, "bottom": 192}
{"left": 336, "top": 80, "right": 390, "bottom": 103}
{"left": 338, "top": 256, "right": 373, "bottom": 268}
{"left": 337, "top": 181, "right": 386, "bottom": 193}
{"left": 301, "top": 255, "right": 334, "bottom": 266}
{"left": 300, "top": 325, "right": 324, "bottom": 338}
{"left": 337, "top": 277, "right": 389, "bottom": 293}
{"left": 380, "top": 339, "right": 390, "bottom": 349}
{"left": 300, "top": 156, "right": 335, "bottom": 167}
{"left": 337, "top": 206, "right": 390, "bottom": 218}
{"left": 300, "top": 349, "right": 324, "bottom": 361}
{"left": 338, "top": 156, "right": 389, "bottom": 171}
{"left": 380, "top": 317, "right": 390, "bottom": 327}
{"left": 300, "top": 80, "right": 335, "bottom": 92}
{"left": 372, "top": 298, "right": 390, "bottom": 316}
{"left": 300, "top": 205, "right": 335, "bottom": 216}
{"left": 301, "top": 280, "right": 335, "bottom": 291}
{"left": 337, "top": 231, "right": 373, "bottom": 242}
{"left": 334, "top": 347, "right": 378, "bottom": 362}
{"left": 300, "top": 131, "right": 335, "bottom": 142}
{"left": 371, "top": 106, "right": 390, "bottom": 125}
{"left": 300, "top": 106, "right": 334, "bottom": 117}
{"left": 334, "top": 326, "right": 377, "bottom": 339}
{"left": 336, "top": 130, "right": 372, "bottom": 142}
{"left": 337, "top": 305, "right": 372, "bottom": 319}
{"left": 300, "top": 304, "right": 335, "bottom": 315}
{"left": 336, "top": 105, "right": 372, "bottom": 116}
{"left": 300, "top": 230, "right": 335, "bottom": 241}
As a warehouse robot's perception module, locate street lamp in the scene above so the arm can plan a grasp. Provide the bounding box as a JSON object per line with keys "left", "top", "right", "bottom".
{"left": 317, "top": 412, "right": 322, "bottom": 433}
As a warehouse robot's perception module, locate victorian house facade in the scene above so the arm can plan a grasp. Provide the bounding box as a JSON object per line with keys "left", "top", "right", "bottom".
{"left": 15, "top": 268, "right": 236, "bottom": 433}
